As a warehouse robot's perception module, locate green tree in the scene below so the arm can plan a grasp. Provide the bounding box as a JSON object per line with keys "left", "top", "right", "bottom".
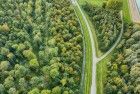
{"left": 121, "top": 65, "right": 128, "bottom": 74}
{"left": 106, "top": 0, "right": 123, "bottom": 10}
{"left": 28, "top": 88, "right": 40, "bottom": 94}
{"left": 4, "top": 76, "right": 14, "bottom": 89}
{"left": 0, "top": 23, "right": 10, "bottom": 32}
{"left": 33, "top": 33, "right": 42, "bottom": 49}
{"left": 30, "top": 76, "right": 40, "bottom": 87}
{"left": 1, "top": 47, "right": 9, "bottom": 56}
{"left": 29, "top": 59, "right": 39, "bottom": 68}
{"left": 17, "top": 43, "right": 26, "bottom": 52}
{"left": 131, "top": 31, "right": 140, "bottom": 41}
{"left": 0, "top": 84, "right": 5, "bottom": 94}
{"left": 8, "top": 88, "right": 18, "bottom": 94}
{"left": 130, "top": 63, "right": 140, "bottom": 78}
{"left": 41, "top": 90, "right": 51, "bottom": 94}
{"left": 135, "top": 85, "right": 140, "bottom": 93}
{"left": 14, "top": 64, "right": 28, "bottom": 77}
{"left": 52, "top": 86, "right": 61, "bottom": 94}
{"left": 0, "top": 61, "right": 10, "bottom": 71}
{"left": 23, "top": 50, "right": 36, "bottom": 60}
{"left": 60, "top": 78, "right": 67, "bottom": 86}
{"left": 50, "top": 68, "right": 59, "bottom": 78}
{"left": 63, "top": 91, "right": 69, "bottom": 94}
{"left": 19, "top": 78, "right": 27, "bottom": 92}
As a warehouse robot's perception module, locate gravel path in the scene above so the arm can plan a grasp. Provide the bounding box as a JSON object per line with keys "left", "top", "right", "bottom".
{"left": 97, "top": 12, "right": 124, "bottom": 63}
{"left": 71, "top": 0, "right": 98, "bottom": 94}
{"left": 71, "top": 0, "right": 124, "bottom": 94}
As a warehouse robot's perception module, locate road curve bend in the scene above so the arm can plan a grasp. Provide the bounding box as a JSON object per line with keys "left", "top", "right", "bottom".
{"left": 71, "top": 0, "right": 98, "bottom": 94}
{"left": 71, "top": 0, "right": 124, "bottom": 94}
{"left": 97, "top": 11, "right": 124, "bottom": 63}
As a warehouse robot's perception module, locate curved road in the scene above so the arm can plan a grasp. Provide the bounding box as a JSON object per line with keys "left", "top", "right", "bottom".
{"left": 71, "top": 0, "right": 124, "bottom": 94}
{"left": 97, "top": 11, "right": 124, "bottom": 62}
{"left": 72, "top": 0, "right": 97, "bottom": 94}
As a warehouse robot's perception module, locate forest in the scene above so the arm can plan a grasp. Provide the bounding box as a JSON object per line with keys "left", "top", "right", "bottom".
{"left": 82, "top": 1, "right": 122, "bottom": 52}
{"left": 80, "top": 0, "right": 140, "bottom": 94}
{"left": 104, "top": 24, "right": 140, "bottom": 94}
{"left": 0, "top": 0, "right": 83, "bottom": 94}
{"left": 1, "top": 0, "right": 140, "bottom": 94}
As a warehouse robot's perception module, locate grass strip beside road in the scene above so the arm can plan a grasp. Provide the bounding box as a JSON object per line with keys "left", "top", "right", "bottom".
{"left": 78, "top": 0, "right": 103, "bottom": 6}
{"left": 84, "top": 13, "right": 103, "bottom": 57}
{"left": 96, "top": 51, "right": 113, "bottom": 94}
{"left": 73, "top": 5, "right": 92, "bottom": 94}
{"left": 78, "top": 0, "right": 103, "bottom": 57}
{"left": 76, "top": 1, "right": 126, "bottom": 94}
{"left": 123, "top": 0, "right": 131, "bottom": 23}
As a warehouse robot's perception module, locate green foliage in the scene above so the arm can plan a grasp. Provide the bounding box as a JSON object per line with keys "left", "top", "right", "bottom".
{"left": 52, "top": 86, "right": 61, "bottom": 94}
{"left": 4, "top": 76, "right": 14, "bottom": 89}
{"left": 1, "top": 47, "right": 9, "bottom": 55}
{"left": 83, "top": 2, "right": 122, "bottom": 52}
{"left": 0, "top": 24, "right": 10, "bottom": 32}
{"left": 106, "top": 0, "right": 123, "bottom": 10}
{"left": 0, "top": 0, "right": 83, "bottom": 93}
{"left": 0, "top": 61, "right": 10, "bottom": 71}
{"left": 8, "top": 88, "right": 18, "bottom": 94}
{"left": 29, "top": 59, "right": 39, "bottom": 68}
{"left": 28, "top": 88, "right": 40, "bottom": 94}
{"left": 23, "top": 50, "right": 36, "bottom": 60}
{"left": 50, "top": 68, "right": 59, "bottom": 78}
{"left": 0, "top": 84, "right": 5, "bottom": 94}
{"left": 60, "top": 78, "right": 67, "bottom": 86}
{"left": 63, "top": 91, "right": 69, "bottom": 94}
{"left": 14, "top": 64, "right": 27, "bottom": 78}
{"left": 121, "top": 65, "right": 128, "bottom": 74}
{"left": 105, "top": 25, "right": 140, "bottom": 94}
{"left": 130, "top": 63, "right": 140, "bottom": 78}
{"left": 41, "top": 90, "right": 51, "bottom": 94}
{"left": 18, "top": 78, "right": 27, "bottom": 92}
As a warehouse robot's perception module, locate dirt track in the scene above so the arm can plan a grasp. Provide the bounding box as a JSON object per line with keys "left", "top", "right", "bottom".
{"left": 129, "top": 0, "right": 140, "bottom": 23}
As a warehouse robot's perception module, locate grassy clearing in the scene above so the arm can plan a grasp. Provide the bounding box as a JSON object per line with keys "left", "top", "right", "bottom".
{"left": 84, "top": 13, "right": 103, "bottom": 57}
{"left": 78, "top": 0, "right": 103, "bottom": 57}
{"left": 96, "top": 51, "right": 113, "bottom": 94}
{"left": 79, "top": 0, "right": 103, "bottom": 6}
{"left": 73, "top": 6, "right": 93, "bottom": 94}
{"left": 123, "top": 0, "right": 131, "bottom": 23}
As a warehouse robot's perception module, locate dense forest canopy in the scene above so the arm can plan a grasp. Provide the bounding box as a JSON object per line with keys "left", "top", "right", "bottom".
{"left": 82, "top": 1, "right": 122, "bottom": 52}
{"left": 105, "top": 24, "right": 140, "bottom": 94}
{"left": 0, "top": 0, "right": 83, "bottom": 94}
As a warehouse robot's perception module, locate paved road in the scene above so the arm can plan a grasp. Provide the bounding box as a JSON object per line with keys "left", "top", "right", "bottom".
{"left": 71, "top": 0, "right": 124, "bottom": 94}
